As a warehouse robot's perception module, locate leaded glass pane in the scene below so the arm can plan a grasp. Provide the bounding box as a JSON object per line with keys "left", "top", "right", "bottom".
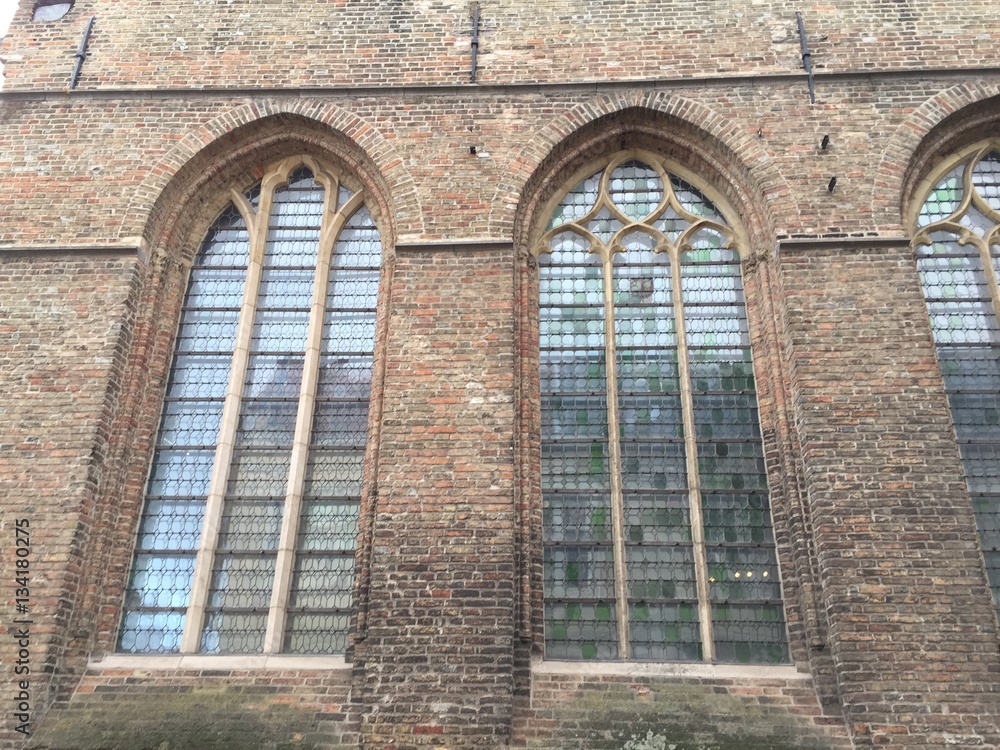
{"left": 303, "top": 449, "right": 365, "bottom": 498}
{"left": 337, "top": 185, "right": 353, "bottom": 210}
{"left": 298, "top": 500, "right": 360, "bottom": 551}
{"left": 202, "top": 169, "right": 321, "bottom": 653}
{"left": 609, "top": 160, "right": 663, "bottom": 221}
{"left": 973, "top": 152, "right": 1000, "bottom": 214}
{"left": 918, "top": 166, "right": 964, "bottom": 226}
{"left": 201, "top": 611, "right": 269, "bottom": 654}
{"left": 174, "top": 309, "right": 241, "bottom": 353}
{"left": 288, "top": 556, "right": 355, "bottom": 610}
{"left": 118, "top": 611, "right": 185, "bottom": 654}
{"left": 125, "top": 555, "right": 197, "bottom": 611}
{"left": 586, "top": 207, "right": 624, "bottom": 245}
{"left": 680, "top": 247, "right": 785, "bottom": 661}
{"left": 539, "top": 155, "right": 786, "bottom": 663}
{"left": 123, "top": 162, "right": 380, "bottom": 656}
{"left": 135, "top": 500, "right": 204, "bottom": 552}
{"left": 284, "top": 614, "right": 351, "bottom": 655}
{"left": 544, "top": 598, "right": 619, "bottom": 660}
{"left": 626, "top": 545, "right": 697, "bottom": 600}
{"left": 653, "top": 206, "right": 691, "bottom": 242}
{"left": 540, "top": 230, "right": 615, "bottom": 659}
{"left": 145, "top": 449, "right": 215, "bottom": 498}
{"left": 630, "top": 602, "right": 701, "bottom": 661}
{"left": 707, "top": 544, "right": 785, "bottom": 663}
{"left": 245, "top": 181, "right": 262, "bottom": 209}
{"left": 120, "top": 204, "right": 250, "bottom": 653}
{"left": 284, "top": 204, "right": 381, "bottom": 654}
{"left": 548, "top": 172, "right": 600, "bottom": 230}
{"left": 706, "top": 545, "right": 782, "bottom": 602}
{"left": 712, "top": 603, "right": 787, "bottom": 664}
{"left": 671, "top": 175, "right": 724, "bottom": 223}
{"left": 916, "top": 148, "right": 1000, "bottom": 618}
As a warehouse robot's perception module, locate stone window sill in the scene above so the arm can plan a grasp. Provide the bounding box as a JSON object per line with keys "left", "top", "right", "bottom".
{"left": 89, "top": 654, "right": 349, "bottom": 671}
{"left": 531, "top": 658, "right": 807, "bottom": 680}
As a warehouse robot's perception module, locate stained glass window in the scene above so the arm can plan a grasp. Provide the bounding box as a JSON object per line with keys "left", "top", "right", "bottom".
{"left": 913, "top": 143, "right": 1000, "bottom": 618}
{"left": 120, "top": 158, "right": 381, "bottom": 654}
{"left": 537, "top": 153, "right": 787, "bottom": 663}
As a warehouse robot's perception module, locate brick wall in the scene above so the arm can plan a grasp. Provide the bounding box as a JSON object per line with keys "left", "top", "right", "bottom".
{"left": 780, "top": 239, "right": 1000, "bottom": 749}
{"left": 2, "top": 0, "right": 1000, "bottom": 748}
{"left": 31, "top": 664, "right": 358, "bottom": 750}
{"left": 0, "top": 81, "right": 997, "bottom": 252}
{"left": 354, "top": 244, "right": 517, "bottom": 747}
{"left": 2, "top": 0, "right": 999, "bottom": 90}
{"left": 513, "top": 667, "right": 853, "bottom": 750}
{"left": 0, "top": 252, "right": 139, "bottom": 740}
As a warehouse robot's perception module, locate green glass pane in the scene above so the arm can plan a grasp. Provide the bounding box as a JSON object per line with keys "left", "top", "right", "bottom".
{"left": 565, "top": 563, "right": 580, "bottom": 583}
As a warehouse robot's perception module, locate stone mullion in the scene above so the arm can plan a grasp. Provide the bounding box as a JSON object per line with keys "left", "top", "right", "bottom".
{"left": 262, "top": 189, "right": 342, "bottom": 654}
{"left": 601, "top": 251, "right": 631, "bottom": 659}
{"left": 673, "top": 251, "right": 715, "bottom": 661}
{"left": 971, "top": 235, "right": 1000, "bottom": 332}
{"left": 180, "top": 192, "right": 268, "bottom": 654}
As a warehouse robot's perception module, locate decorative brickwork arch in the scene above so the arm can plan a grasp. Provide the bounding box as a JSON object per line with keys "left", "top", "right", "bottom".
{"left": 875, "top": 82, "right": 1000, "bottom": 232}
{"left": 120, "top": 101, "right": 421, "bottom": 256}
{"left": 511, "top": 108, "right": 834, "bottom": 696}
{"left": 73, "top": 122, "right": 397, "bottom": 681}
{"left": 497, "top": 92, "right": 790, "bottom": 247}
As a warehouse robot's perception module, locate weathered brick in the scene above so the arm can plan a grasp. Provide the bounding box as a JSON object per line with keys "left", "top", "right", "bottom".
{"left": 1, "top": 1, "right": 1000, "bottom": 749}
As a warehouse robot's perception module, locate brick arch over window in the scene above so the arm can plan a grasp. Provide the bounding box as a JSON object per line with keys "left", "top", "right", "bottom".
{"left": 79, "top": 140, "right": 395, "bottom": 664}
{"left": 498, "top": 93, "right": 790, "bottom": 246}
{"left": 119, "top": 103, "right": 421, "bottom": 255}
{"left": 874, "top": 83, "right": 1000, "bottom": 232}
{"left": 908, "top": 139, "right": 1000, "bottom": 623}
{"left": 512, "top": 119, "right": 828, "bottom": 676}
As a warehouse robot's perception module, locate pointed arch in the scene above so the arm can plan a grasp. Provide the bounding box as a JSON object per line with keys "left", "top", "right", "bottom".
{"left": 495, "top": 92, "right": 788, "bottom": 251}
{"left": 113, "top": 155, "right": 387, "bottom": 656}
{"left": 119, "top": 102, "right": 421, "bottom": 259}
{"left": 527, "top": 148, "right": 788, "bottom": 663}
{"left": 875, "top": 82, "right": 1000, "bottom": 231}
{"left": 86, "top": 125, "right": 398, "bottom": 660}
{"left": 510, "top": 109, "right": 825, "bottom": 677}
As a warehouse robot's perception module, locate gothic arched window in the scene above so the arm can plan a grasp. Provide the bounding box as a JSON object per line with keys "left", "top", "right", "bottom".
{"left": 534, "top": 151, "right": 787, "bottom": 663}
{"left": 912, "top": 142, "right": 1000, "bottom": 617}
{"left": 120, "top": 157, "right": 382, "bottom": 655}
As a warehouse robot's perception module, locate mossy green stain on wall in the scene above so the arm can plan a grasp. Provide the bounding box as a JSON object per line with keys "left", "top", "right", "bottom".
{"left": 27, "top": 689, "right": 337, "bottom": 750}
{"left": 524, "top": 682, "right": 837, "bottom": 750}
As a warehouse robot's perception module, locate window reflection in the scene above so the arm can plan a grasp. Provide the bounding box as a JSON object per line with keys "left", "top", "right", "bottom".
{"left": 121, "top": 163, "right": 381, "bottom": 655}
{"left": 539, "top": 154, "right": 787, "bottom": 663}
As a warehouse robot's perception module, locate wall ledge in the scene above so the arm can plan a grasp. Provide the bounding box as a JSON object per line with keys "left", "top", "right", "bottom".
{"left": 88, "top": 654, "right": 350, "bottom": 671}
{"left": 531, "top": 658, "right": 810, "bottom": 681}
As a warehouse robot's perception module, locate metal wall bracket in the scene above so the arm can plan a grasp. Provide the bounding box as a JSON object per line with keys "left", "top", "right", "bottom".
{"left": 70, "top": 15, "right": 95, "bottom": 90}
{"left": 470, "top": 2, "right": 480, "bottom": 83}
{"left": 796, "top": 12, "right": 815, "bottom": 104}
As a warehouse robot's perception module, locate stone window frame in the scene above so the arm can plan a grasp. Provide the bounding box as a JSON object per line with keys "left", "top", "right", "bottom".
{"left": 908, "top": 137, "right": 1000, "bottom": 618}
{"left": 528, "top": 147, "right": 789, "bottom": 663}
{"left": 119, "top": 154, "right": 384, "bottom": 656}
